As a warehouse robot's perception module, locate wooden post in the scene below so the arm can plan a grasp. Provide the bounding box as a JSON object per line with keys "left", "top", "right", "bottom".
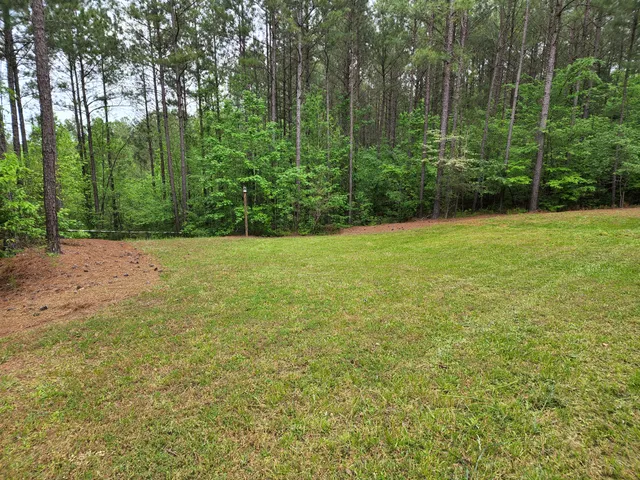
{"left": 243, "top": 185, "right": 248, "bottom": 237}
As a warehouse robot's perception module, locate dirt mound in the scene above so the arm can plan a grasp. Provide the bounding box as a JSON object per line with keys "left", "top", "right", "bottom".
{"left": 0, "top": 239, "right": 159, "bottom": 337}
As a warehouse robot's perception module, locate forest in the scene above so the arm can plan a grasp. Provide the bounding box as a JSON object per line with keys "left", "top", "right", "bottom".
{"left": 1, "top": 0, "right": 640, "bottom": 247}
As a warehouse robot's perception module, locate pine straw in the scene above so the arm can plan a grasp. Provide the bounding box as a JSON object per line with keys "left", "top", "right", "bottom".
{"left": 0, "top": 239, "right": 160, "bottom": 337}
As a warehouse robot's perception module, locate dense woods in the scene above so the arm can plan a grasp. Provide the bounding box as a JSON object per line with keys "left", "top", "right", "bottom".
{"left": 1, "top": 0, "right": 640, "bottom": 246}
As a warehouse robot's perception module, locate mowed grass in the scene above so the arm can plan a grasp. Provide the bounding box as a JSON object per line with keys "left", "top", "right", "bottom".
{"left": 1, "top": 210, "right": 640, "bottom": 479}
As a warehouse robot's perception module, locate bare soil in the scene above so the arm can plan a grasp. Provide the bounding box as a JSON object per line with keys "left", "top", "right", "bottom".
{"left": 0, "top": 239, "right": 159, "bottom": 337}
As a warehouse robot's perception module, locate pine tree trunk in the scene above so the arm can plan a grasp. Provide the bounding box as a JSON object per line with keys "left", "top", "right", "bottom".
{"left": 100, "top": 60, "right": 119, "bottom": 230}
{"left": 325, "top": 48, "right": 331, "bottom": 165}
{"left": 419, "top": 15, "right": 435, "bottom": 218}
{"left": 3, "top": 7, "right": 21, "bottom": 158}
{"left": 12, "top": 57, "right": 28, "bottom": 158}
{"left": 0, "top": 111, "right": 6, "bottom": 157}
{"left": 175, "top": 68, "right": 188, "bottom": 221}
{"left": 295, "top": 10, "right": 303, "bottom": 229}
{"left": 270, "top": 10, "right": 278, "bottom": 124}
{"left": 31, "top": 0, "right": 60, "bottom": 254}
{"left": 79, "top": 56, "right": 100, "bottom": 216}
{"left": 171, "top": 5, "right": 188, "bottom": 223}
{"left": 68, "top": 57, "right": 85, "bottom": 165}
{"left": 160, "top": 62, "right": 181, "bottom": 232}
{"left": 432, "top": 0, "right": 455, "bottom": 220}
{"left": 612, "top": 9, "right": 638, "bottom": 208}
{"left": 149, "top": 19, "right": 166, "bottom": 194}
{"left": 72, "top": 62, "right": 86, "bottom": 163}
{"left": 474, "top": 4, "right": 506, "bottom": 211}
{"left": 530, "top": 0, "right": 562, "bottom": 212}
{"left": 348, "top": 20, "right": 356, "bottom": 225}
{"left": 504, "top": 0, "right": 530, "bottom": 169}
{"left": 583, "top": 11, "right": 601, "bottom": 119}
{"left": 450, "top": 12, "right": 469, "bottom": 158}
{"left": 501, "top": 0, "right": 530, "bottom": 211}
{"left": 142, "top": 70, "right": 155, "bottom": 187}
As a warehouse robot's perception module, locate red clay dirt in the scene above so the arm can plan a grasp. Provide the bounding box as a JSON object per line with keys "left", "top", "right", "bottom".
{"left": 0, "top": 239, "right": 159, "bottom": 337}
{"left": 339, "top": 214, "right": 505, "bottom": 235}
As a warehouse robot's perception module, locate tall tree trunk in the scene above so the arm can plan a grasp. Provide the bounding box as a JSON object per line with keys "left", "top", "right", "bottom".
{"left": 419, "top": 15, "right": 435, "bottom": 218}
{"left": 141, "top": 69, "right": 155, "bottom": 187}
{"left": 432, "top": 0, "right": 455, "bottom": 220}
{"left": 502, "top": 0, "right": 530, "bottom": 211}
{"left": 474, "top": 4, "right": 506, "bottom": 210}
{"left": 79, "top": 56, "right": 100, "bottom": 215}
{"left": 68, "top": 56, "right": 85, "bottom": 165}
{"left": 0, "top": 110, "right": 6, "bottom": 157}
{"left": 160, "top": 62, "right": 180, "bottom": 232}
{"left": 175, "top": 69, "right": 188, "bottom": 221}
{"left": 100, "top": 60, "right": 119, "bottom": 228}
{"left": 73, "top": 61, "right": 87, "bottom": 163}
{"left": 212, "top": 34, "right": 221, "bottom": 124}
{"left": 149, "top": 19, "right": 166, "bottom": 194}
{"left": 325, "top": 47, "right": 331, "bottom": 165}
{"left": 450, "top": 12, "right": 469, "bottom": 157}
{"left": 504, "top": 0, "right": 530, "bottom": 170}
{"left": 171, "top": 5, "right": 188, "bottom": 223}
{"left": 583, "top": 11, "right": 602, "bottom": 119}
{"left": 348, "top": 18, "right": 357, "bottom": 225}
{"left": 270, "top": 10, "right": 278, "bottom": 124}
{"left": 282, "top": 34, "right": 288, "bottom": 136}
{"left": 31, "top": 0, "right": 60, "bottom": 253}
{"left": 530, "top": 0, "right": 563, "bottom": 212}
{"left": 12, "top": 58, "right": 28, "bottom": 158}
{"left": 612, "top": 9, "right": 638, "bottom": 208}
{"left": 295, "top": 9, "right": 303, "bottom": 228}
{"left": 3, "top": 7, "right": 20, "bottom": 158}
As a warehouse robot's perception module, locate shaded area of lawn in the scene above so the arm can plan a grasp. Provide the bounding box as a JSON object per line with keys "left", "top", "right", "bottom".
{"left": 1, "top": 209, "right": 640, "bottom": 478}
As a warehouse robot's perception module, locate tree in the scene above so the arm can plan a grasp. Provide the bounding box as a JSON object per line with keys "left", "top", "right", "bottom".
{"left": 432, "top": 0, "right": 455, "bottom": 220}
{"left": 31, "top": 0, "right": 60, "bottom": 253}
{"left": 530, "top": 0, "right": 563, "bottom": 212}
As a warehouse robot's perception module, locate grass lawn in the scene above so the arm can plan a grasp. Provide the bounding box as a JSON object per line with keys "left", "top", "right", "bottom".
{"left": 1, "top": 209, "right": 640, "bottom": 479}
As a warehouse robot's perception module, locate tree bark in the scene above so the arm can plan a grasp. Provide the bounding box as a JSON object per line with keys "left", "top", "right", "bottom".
{"left": 348, "top": 14, "right": 357, "bottom": 225}
{"left": 0, "top": 111, "right": 6, "bottom": 157}
{"left": 450, "top": 12, "right": 469, "bottom": 158}
{"left": 31, "top": 0, "right": 60, "bottom": 253}
{"left": 325, "top": 47, "right": 331, "bottom": 165}
{"left": 432, "top": 0, "right": 455, "bottom": 220}
{"left": 149, "top": 18, "right": 166, "bottom": 194}
{"left": 504, "top": 0, "right": 530, "bottom": 169}
{"left": 68, "top": 56, "right": 85, "bottom": 165}
{"left": 171, "top": 5, "right": 188, "bottom": 223}
{"left": 79, "top": 56, "right": 100, "bottom": 215}
{"left": 474, "top": 4, "right": 507, "bottom": 211}
{"left": 612, "top": 9, "right": 638, "bottom": 207}
{"left": 141, "top": 69, "right": 155, "bottom": 187}
{"left": 270, "top": 9, "right": 278, "bottom": 124}
{"left": 419, "top": 15, "right": 435, "bottom": 218}
{"left": 160, "top": 62, "right": 180, "bottom": 233}
{"left": 530, "top": 0, "right": 562, "bottom": 212}
{"left": 295, "top": 9, "right": 303, "bottom": 228}
{"left": 175, "top": 69, "right": 188, "bottom": 221}
{"left": 583, "top": 10, "right": 602, "bottom": 119}
{"left": 3, "top": 6, "right": 21, "bottom": 158}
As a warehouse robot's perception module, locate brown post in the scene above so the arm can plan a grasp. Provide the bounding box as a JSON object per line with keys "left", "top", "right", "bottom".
{"left": 243, "top": 186, "right": 248, "bottom": 237}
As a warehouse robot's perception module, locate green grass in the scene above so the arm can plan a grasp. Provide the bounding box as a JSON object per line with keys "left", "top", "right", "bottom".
{"left": 1, "top": 209, "right": 640, "bottom": 479}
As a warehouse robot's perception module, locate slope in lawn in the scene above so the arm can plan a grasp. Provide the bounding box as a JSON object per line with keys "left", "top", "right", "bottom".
{"left": 1, "top": 209, "right": 639, "bottom": 478}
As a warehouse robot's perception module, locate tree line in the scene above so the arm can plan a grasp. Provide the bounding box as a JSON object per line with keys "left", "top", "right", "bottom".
{"left": 1, "top": 0, "right": 640, "bottom": 251}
